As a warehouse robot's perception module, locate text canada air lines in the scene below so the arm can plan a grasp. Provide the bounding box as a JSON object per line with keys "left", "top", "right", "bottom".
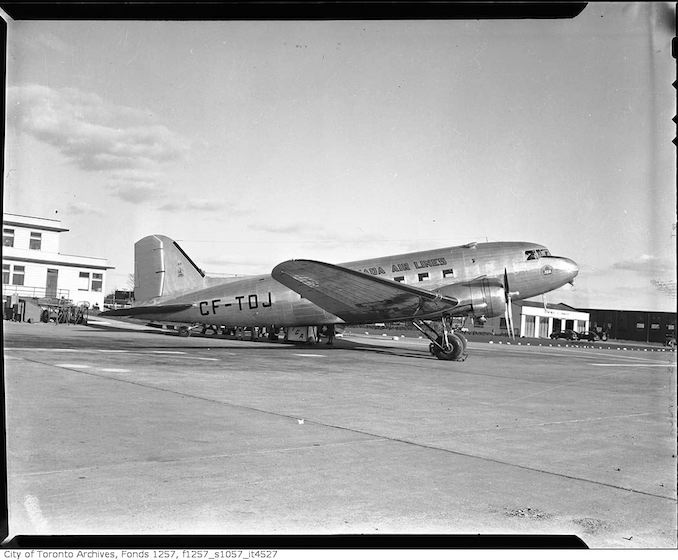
{"left": 359, "top": 256, "right": 448, "bottom": 276}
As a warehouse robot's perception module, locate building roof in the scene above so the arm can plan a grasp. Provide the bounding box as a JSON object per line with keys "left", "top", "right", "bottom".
{"left": 3, "top": 212, "right": 70, "bottom": 232}
{"left": 579, "top": 307, "right": 677, "bottom": 317}
{"left": 3, "top": 253, "right": 113, "bottom": 270}
{"left": 517, "top": 300, "right": 582, "bottom": 312}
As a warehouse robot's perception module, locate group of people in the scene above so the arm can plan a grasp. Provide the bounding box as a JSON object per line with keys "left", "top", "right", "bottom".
{"left": 197, "top": 323, "right": 336, "bottom": 344}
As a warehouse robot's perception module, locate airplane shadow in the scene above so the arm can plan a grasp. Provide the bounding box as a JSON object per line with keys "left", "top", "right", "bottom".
{"left": 85, "top": 323, "right": 436, "bottom": 359}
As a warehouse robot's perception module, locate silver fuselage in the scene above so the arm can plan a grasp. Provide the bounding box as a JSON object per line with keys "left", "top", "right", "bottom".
{"left": 134, "top": 242, "right": 578, "bottom": 327}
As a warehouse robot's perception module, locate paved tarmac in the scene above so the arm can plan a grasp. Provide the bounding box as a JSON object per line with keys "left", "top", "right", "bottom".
{"left": 3, "top": 320, "right": 676, "bottom": 547}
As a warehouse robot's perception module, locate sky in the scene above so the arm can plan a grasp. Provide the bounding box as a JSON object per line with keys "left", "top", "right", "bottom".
{"left": 3, "top": 3, "right": 676, "bottom": 312}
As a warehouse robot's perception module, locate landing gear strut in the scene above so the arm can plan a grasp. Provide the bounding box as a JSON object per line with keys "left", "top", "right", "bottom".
{"left": 412, "top": 316, "right": 468, "bottom": 361}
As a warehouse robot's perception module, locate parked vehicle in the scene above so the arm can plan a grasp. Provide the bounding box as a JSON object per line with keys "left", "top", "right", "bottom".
{"left": 577, "top": 330, "right": 607, "bottom": 342}
{"left": 549, "top": 329, "right": 579, "bottom": 340}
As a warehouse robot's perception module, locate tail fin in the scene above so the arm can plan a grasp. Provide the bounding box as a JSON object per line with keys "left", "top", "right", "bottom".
{"left": 134, "top": 235, "right": 205, "bottom": 303}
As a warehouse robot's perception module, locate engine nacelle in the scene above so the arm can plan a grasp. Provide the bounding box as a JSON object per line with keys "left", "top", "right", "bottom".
{"left": 438, "top": 278, "right": 507, "bottom": 318}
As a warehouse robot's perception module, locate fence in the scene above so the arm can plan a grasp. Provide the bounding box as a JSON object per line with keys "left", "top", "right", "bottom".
{"left": 2, "top": 285, "right": 70, "bottom": 299}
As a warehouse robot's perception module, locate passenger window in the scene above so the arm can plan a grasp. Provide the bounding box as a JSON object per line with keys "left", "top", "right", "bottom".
{"left": 418, "top": 272, "right": 429, "bottom": 282}
{"left": 393, "top": 276, "right": 405, "bottom": 283}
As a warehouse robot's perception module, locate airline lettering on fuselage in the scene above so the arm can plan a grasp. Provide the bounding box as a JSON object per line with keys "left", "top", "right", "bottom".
{"left": 362, "top": 266, "right": 386, "bottom": 275}
{"left": 413, "top": 257, "right": 447, "bottom": 269}
{"left": 199, "top": 292, "right": 273, "bottom": 316}
{"left": 360, "top": 257, "right": 448, "bottom": 276}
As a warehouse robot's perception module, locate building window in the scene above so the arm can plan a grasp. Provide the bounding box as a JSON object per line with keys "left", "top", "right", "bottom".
{"left": 2, "top": 264, "right": 9, "bottom": 284}
{"left": 79, "top": 272, "right": 90, "bottom": 291}
{"left": 442, "top": 268, "right": 454, "bottom": 278}
{"left": 668, "top": 324, "right": 675, "bottom": 331}
{"left": 3, "top": 228, "right": 14, "bottom": 247}
{"left": 418, "top": 272, "right": 429, "bottom": 282}
{"left": 651, "top": 323, "right": 660, "bottom": 330}
{"left": 393, "top": 276, "right": 405, "bottom": 283}
{"left": 12, "top": 265, "right": 25, "bottom": 286}
{"left": 636, "top": 323, "right": 645, "bottom": 329}
{"left": 29, "top": 231, "right": 42, "bottom": 250}
{"left": 92, "top": 273, "right": 103, "bottom": 292}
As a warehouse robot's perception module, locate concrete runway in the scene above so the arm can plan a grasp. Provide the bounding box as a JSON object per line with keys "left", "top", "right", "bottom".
{"left": 3, "top": 320, "right": 676, "bottom": 547}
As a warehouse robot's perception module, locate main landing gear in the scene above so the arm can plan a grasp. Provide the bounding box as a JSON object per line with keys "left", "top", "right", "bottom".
{"left": 412, "top": 316, "right": 468, "bottom": 361}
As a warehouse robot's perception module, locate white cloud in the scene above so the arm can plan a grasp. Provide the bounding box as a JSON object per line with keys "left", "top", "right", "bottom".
{"left": 611, "top": 254, "right": 675, "bottom": 275}
{"left": 105, "top": 170, "right": 163, "bottom": 203}
{"left": 159, "top": 199, "right": 224, "bottom": 212}
{"left": 110, "top": 185, "right": 162, "bottom": 204}
{"left": 65, "top": 201, "right": 104, "bottom": 216}
{"left": 7, "top": 84, "right": 189, "bottom": 171}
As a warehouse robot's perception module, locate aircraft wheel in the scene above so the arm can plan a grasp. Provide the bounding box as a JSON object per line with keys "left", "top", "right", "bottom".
{"left": 432, "top": 333, "right": 467, "bottom": 361}
{"left": 178, "top": 326, "right": 191, "bottom": 337}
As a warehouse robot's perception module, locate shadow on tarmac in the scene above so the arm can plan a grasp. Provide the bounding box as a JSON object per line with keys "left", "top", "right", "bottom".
{"left": 85, "top": 321, "right": 436, "bottom": 359}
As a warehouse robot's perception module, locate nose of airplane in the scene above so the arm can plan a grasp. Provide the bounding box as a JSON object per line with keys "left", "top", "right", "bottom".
{"left": 559, "top": 257, "right": 579, "bottom": 283}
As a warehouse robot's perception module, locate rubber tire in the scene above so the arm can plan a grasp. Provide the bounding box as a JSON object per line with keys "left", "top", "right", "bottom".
{"left": 432, "top": 333, "right": 467, "bottom": 361}
{"left": 178, "top": 327, "right": 190, "bottom": 337}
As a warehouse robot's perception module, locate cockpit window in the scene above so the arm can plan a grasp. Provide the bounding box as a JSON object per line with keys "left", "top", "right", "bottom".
{"left": 525, "top": 248, "right": 551, "bottom": 260}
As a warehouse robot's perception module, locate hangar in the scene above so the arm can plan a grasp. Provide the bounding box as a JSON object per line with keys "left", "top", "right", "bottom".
{"left": 2, "top": 212, "right": 113, "bottom": 321}
{"left": 580, "top": 308, "right": 676, "bottom": 345}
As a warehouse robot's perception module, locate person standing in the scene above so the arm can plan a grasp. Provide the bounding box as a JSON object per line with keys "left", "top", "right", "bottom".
{"left": 326, "top": 324, "right": 335, "bottom": 345}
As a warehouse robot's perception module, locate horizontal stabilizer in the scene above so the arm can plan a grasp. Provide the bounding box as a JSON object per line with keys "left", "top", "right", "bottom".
{"left": 99, "top": 304, "right": 194, "bottom": 317}
{"left": 272, "top": 259, "right": 458, "bottom": 322}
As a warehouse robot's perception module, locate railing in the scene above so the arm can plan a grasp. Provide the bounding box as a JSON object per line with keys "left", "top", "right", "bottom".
{"left": 2, "top": 285, "right": 70, "bottom": 299}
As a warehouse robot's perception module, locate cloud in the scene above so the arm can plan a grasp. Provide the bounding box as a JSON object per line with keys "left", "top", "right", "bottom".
{"left": 110, "top": 185, "right": 161, "bottom": 203}
{"left": 202, "top": 255, "right": 271, "bottom": 268}
{"left": 106, "top": 170, "right": 164, "bottom": 203}
{"left": 65, "top": 201, "right": 104, "bottom": 216}
{"left": 107, "top": 169, "right": 162, "bottom": 188}
{"left": 247, "top": 222, "right": 413, "bottom": 250}
{"left": 36, "top": 32, "right": 76, "bottom": 55}
{"left": 611, "top": 254, "right": 675, "bottom": 275}
{"left": 251, "top": 223, "right": 308, "bottom": 235}
{"left": 7, "top": 84, "right": 189, "bottom": 172}
{"left": 158, "top": 199, "right": 224, "bottom": 212}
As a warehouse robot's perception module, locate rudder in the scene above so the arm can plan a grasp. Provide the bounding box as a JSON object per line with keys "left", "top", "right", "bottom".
{"left": 134, "top": 235, "right": 205, "bottom": 304}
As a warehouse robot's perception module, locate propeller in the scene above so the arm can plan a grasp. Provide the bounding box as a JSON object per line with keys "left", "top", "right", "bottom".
{"left": 503, "top": 268, "right": 515, "bottom": 339}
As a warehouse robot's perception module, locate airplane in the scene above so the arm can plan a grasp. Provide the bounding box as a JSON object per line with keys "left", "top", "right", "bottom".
{"left": 100, "top": 235, "right": 579, "bottom": 361}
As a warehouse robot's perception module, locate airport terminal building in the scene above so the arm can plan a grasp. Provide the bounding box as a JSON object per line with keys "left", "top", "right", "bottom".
{"left": 2, "top": 213, "right": 113, "bottom": 318}
{"left": 458, "top": 300, "right": 590, "bottom": 339}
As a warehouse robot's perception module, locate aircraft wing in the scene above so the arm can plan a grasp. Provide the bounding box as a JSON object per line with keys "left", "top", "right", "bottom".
{"left": 271, "top": 259, "right": 459, "bottom": 323}
{"left": 99, "top": 303, "right": 194, "bottom": 317}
